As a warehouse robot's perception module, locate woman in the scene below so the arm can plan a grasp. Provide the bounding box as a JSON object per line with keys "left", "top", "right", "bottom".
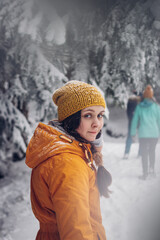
{"left": 26, "top": 80, "right": 112, "bottom": 240}
{"left": 131, "top": 85, "right": 160, "bottom": 180}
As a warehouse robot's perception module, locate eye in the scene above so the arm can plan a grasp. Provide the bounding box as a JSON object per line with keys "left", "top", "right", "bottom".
{"left": 83, "top": 113, "right": 92, "bottom": 118}
{"left": 98, "top": 113, "right": 104, "bottom": 118}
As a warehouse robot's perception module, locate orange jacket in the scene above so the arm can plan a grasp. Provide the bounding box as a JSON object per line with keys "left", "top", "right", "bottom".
{"left": 26, "top": 122, "right": 107, "bottom": 240}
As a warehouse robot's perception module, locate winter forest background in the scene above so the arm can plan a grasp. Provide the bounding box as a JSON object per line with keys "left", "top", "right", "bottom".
{"left": 0, "top": 0, "right": 160, "bottom": 239}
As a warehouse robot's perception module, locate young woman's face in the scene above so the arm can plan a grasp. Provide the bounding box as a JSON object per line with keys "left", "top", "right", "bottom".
{"left": 76, "top": 106, "right": 105, "bottom": 142}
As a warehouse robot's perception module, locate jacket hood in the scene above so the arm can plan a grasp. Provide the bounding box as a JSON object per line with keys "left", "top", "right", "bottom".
{"left": 129, "top": 94, "right": 140, "bottom": 101}
{"left": 26, "top": 122, "right": 91, "bottom": 169}
{"left": 139, "top": 98, "right": 153, "bottom": 108}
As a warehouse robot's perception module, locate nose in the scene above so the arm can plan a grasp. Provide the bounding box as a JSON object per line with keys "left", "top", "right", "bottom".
{"left": 91, "top": 117, "right": 99, "bottom": 128}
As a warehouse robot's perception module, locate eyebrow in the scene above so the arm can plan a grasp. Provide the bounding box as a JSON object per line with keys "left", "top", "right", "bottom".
{"left": 83, "top": 109, "right": 105, "bottom": 113}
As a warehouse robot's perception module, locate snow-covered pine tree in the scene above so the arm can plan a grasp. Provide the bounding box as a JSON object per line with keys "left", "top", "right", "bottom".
{"left": 0, "top": 0, "right": 67, "bottom": 176}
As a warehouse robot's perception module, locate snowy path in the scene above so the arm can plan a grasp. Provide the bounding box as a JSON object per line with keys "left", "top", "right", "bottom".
{"left": 101, "top": 141, "right": 160, "bottom": 240}
{"left": 0, "top": 141, "right": 160, "bottom": 240}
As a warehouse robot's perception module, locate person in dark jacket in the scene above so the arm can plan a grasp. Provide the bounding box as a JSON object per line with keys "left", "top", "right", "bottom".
{"left": 123, "top": 91, "right": 141, "bottom": 159}
{"left": 131, "top": 85, "right": 160, "bottom": 179}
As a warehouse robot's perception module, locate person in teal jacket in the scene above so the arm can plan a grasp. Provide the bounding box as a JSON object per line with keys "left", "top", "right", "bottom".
{"left": 131, "top": 85, "right": 160, "bottom": 180}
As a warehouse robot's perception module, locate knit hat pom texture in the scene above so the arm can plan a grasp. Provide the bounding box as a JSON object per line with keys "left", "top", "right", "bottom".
{"left": 52, "top": 80, "right": 106, "bottom": 122}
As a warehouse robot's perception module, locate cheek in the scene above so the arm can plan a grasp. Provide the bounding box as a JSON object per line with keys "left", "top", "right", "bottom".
{"left": 99, "top": 119, "right": 104, "bottom": 129}
{"left": 76, "top": 120, "right": 88, "bottom": 134}
{"left": 102, "top": 119, "right": 104, "bottom": 126}
{"left": 76, "top": 122, "right": 84, "bottom": 134}
{"left": 99, "top": 118, "right": 104, "bottom": 127}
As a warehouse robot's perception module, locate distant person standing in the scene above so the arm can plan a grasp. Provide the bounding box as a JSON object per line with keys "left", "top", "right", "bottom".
{"left": 123, "top": 90, "right": 141, "bottom": 159}
{"left": 131, "top": 85, "right": 160, "bottom": 180}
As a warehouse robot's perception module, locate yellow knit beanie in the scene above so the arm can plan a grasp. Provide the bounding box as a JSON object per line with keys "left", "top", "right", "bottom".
{"left": 143, "top": 85, "right": 154, "bottom": 99}
{"left": 52, "top": 80, "right": 106, "bottom": 122}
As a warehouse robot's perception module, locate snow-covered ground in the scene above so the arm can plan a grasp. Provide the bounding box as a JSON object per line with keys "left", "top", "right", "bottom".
{"left": 0, "top": 107, "right": 160, "bottom": 240}
{"left": 102, "top": 141, "right": 160, "bottom": 240}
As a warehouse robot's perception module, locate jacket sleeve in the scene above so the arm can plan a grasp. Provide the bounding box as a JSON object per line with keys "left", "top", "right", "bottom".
{"left": 130, "top": 105, "right": 139, "bottom": 136}
{"left": 48, "top": 154, "right": 95, "bottom": 240}
{"left": 156, "top": 105, "right": 160, "bottom": 136}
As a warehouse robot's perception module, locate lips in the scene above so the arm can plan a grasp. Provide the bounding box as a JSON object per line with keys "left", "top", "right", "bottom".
{"left": 88, "top": 132, "right": 97, "bottom": 134}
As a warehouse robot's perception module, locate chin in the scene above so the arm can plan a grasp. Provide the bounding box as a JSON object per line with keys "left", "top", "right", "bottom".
{"left": 82, "top": 135, "right": 96, "bottom": 142}
{"left": 88, "top": 137, "right": 96, "bottom": 142}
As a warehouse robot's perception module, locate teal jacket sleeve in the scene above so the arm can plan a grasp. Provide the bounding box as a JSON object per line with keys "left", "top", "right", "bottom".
{"left": 130, "top": 105, "right": 139, "bottom": 136}
{"left": 156, "top": 105, "right": 160, "bottom": 136}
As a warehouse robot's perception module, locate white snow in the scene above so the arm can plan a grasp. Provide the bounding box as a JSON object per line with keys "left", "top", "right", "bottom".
{"left": 18, "top": 0, "right": 66, "bottom": 44}
{"left": 0, "top": 107, "right": 160, "bottom": 240}
{"left": 101, "top": 141, "right": 160, "bottom": 240}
